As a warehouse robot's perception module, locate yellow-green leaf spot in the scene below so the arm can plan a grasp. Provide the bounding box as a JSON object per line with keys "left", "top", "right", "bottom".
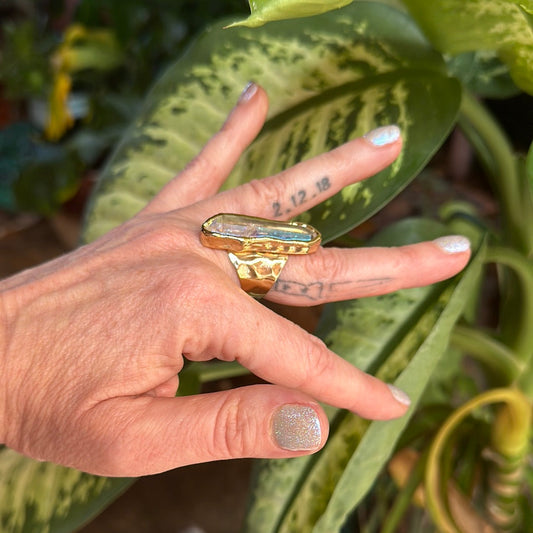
{"left": 226, "top": 0, "right": 354, "bottom": 28}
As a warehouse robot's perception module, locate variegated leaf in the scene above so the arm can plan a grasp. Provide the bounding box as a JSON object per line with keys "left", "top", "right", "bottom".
{"left": 83, "top": 2, "right": 460, "bottom": 244}
{"left": 314, "top": 237, "right": 485, "bottom": 532}
{"left": 0, "top": 447, "right": 132, "bottom": 533}
{"left": 402, "top": 0, "right": 533, "bottom": 94}
{"left": 244, "top": 221, "right": 484, "bottom": 532}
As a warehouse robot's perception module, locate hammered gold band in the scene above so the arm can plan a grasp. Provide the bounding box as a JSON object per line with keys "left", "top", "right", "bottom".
{"left": 200, "top": 213, "right": 321, "bottom": 298}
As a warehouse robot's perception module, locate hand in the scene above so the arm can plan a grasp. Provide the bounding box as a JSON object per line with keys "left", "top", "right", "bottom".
{"left": 0, "top": 84, "right": 470, "bottom": 476}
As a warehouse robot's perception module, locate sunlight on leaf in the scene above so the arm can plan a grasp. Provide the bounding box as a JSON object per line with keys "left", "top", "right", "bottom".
{"left": 226, "top": 0, "right": 353, "bottom": 28}
{"left": 402, "top": 0, "right": 533, "bottom": 94}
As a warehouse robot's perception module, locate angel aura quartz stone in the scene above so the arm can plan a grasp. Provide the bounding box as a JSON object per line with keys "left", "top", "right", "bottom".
{"left": 200, "top": 213, "right": 321, "bottom": 254}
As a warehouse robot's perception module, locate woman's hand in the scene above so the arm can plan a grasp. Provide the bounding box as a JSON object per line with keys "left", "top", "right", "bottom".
{"left": 0, "top": 84, "right": 470, "bottom": 476}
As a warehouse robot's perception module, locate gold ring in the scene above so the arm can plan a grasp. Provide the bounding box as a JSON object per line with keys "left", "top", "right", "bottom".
{"left": 200, "top": 213, "right": 321, "bottom": 298}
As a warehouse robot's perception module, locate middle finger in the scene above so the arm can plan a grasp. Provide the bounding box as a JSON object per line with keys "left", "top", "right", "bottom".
{"left": 196, "top": 125, "right": 402, "bottom": 221}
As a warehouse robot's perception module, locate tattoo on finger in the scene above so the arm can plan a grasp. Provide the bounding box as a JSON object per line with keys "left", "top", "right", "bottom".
{"left": 272, "top": 276, "right": 394, "bottom": 301}
{"left": 272, "top": 176, "right": 331, "bottom": 217}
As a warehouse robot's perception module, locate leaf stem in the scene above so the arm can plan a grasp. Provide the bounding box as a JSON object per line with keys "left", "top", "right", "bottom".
{"left": 450, "top": 325, "right": 523, "bottom": 385}
{"left": 459, "top": 91, "right": 533, "bottom": 255}
{"left": 381, "top": 450, "right": 427, "bottom": 533}
{"left": 485, "top": 247, "right": 533, "bottom": 377}
{"left": 425, "top": 388, "right": 531, "bottom": 533}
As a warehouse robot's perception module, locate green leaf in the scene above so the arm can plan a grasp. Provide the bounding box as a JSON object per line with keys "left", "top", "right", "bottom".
{"left": 83, "top": 2, "right": 460, "bottom": 244}
{"left": 226, "top": 0, "right": 354, "bottom": 28}
{"left": 446, "top": 51, "right": 519, "bottom": 99}
{"left": 243, "top": 220, "right": 485, "bottom": 532}
{"left": 0, "top": 122, "right": 37, "bottom": 211}
{"left": 314, "top": 238, "right": 485, "bottom": 532}
{"left": 0, "top": 447, "right": 133, "bottom": 533}
{"left": 13, "top": 144, "right": 82, "bottom": 216}
{"left": 401, "top": 0, "right": 533, "bottom": 94}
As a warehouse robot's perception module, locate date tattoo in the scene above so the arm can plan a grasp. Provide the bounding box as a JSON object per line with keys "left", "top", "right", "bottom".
{"left": 272, "top": 176, "right": 331, "bottom": 217}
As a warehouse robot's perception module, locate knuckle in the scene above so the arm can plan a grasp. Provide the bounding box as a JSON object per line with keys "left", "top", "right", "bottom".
{"left": 240, "top": 178, "right": 283, "bottom": 211}
{"left": 310, "top": 249, "right": 344, "bottom": 281}
{"left": 211, "top": 392, "right": 254, "bottom": 459}
{"left": 389, "top": 246, "right": 421, "bottom": 286}
{"left": 184, "top": 151, "right": 218, "bottom": 180}
{"left": 300, "top": 335, "right": 334, "bottom": 385}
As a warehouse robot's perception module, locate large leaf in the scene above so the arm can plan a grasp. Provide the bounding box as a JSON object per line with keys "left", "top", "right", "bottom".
{"left": 0, "top": 447, "right": 133, "bottom": 533}
{"left": 244, "top": 220, "right": 485, "bottom": 532}
{"left": 83, "top": 2, "right": 460, "bottom": 244}
{"left": 401, "top": 0, "right": 533, "bottom": 95}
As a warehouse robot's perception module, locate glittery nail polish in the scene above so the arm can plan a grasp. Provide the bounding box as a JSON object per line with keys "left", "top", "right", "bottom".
{"left": 433, "top": 235, "right": 471, "bottom": 254}
{"left": 364, "top": 125, "right": 401, "bottom": 147}
{"left": 238, "top": 82, "right": 258, "bottom": 104}
{"left": 387, "top": 384, "right": 411, "bottom": 407}
{"left": 272, "top": 405, "right": 322, "bottom": 451}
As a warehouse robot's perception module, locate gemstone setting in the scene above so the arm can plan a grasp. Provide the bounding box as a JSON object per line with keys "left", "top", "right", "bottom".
{"left": 201, "top": 213, "right": 321, "bottom": 254}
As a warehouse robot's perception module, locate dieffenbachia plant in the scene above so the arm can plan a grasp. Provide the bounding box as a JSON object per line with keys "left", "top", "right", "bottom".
{"left": 82, "top": 1, "right": 459, "bottom": 244}
{"left": 1, "top": 1, "right": 532, "bottom": 531}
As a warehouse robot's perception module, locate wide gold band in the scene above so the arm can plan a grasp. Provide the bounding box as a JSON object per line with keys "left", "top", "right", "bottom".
{"left": 200, "top": 213, "right": 321, "bottom": 298}
{"left": 228, "top": 252, "right": 288, "bottom": 298}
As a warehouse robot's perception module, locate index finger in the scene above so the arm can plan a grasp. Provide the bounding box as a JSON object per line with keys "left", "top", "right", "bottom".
{"left": 189, "top": 286, "right": 409, "bottom": 420}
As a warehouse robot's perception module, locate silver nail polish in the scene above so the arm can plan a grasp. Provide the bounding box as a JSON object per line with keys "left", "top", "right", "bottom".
{"left": 272, "top": 405, "right": 321, "bottom": 451}
{"left": 364, "top": 125, "right": 401, "bottom": 147}
{"left": 387, "top": 384, "right": 411, "bottom": 406}
{"left": 238, "top": 82, "right": 257, "bottom": 104}
{"left": 433, "top": 235, "right": 471, "bottom": 254}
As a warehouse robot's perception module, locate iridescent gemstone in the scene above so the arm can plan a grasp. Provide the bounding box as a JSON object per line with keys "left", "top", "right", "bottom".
{"left": 201, "top": 213, "right": 321, "bottom": 254}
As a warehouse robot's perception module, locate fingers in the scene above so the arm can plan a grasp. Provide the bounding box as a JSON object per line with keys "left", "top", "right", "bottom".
{"left": 145, "top": 83, "right": 269, "bottom": 214}
{"left": 198, "top": 124, "right": 402, "bottom": 221}
{"left": 81, "top": 385, "right": 329, "bottom": 476}
{"left": 185, "top": 289, "right": 410, "bottom": 422}
{"left": 266, "top": 236, "right": 472, "bottom": 306}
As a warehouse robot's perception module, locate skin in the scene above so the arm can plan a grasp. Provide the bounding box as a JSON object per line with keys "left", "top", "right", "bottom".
{"left": 0, "top": 85, "right": 470, "bottom": 477}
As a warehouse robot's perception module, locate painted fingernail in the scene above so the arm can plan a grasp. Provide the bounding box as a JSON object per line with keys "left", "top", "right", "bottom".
{"left": 272, "top": 405, "right": 322, "bottom": 451}
{"left": 433, "top": 235, "right": 471, "bottom": 254}
{"left": 387, "top": 384, "right": 411, "bottom": 407}
{"left": 364, "top": 125, "right": 401, "bottom": 147}
{"left": 238, "top": 82, "right": 258, "bottom": 104}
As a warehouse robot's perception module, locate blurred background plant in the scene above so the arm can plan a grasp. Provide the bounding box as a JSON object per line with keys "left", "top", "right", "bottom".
{"left": 0, "top": 0, "right": 246, "bottom": 216}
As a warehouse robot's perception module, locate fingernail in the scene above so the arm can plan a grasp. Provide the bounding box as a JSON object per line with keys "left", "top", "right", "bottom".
{"left": 238, "top": 82, "right": 258, "bottom": 104}
{"left": 387, "top": 384, "right": 411, "bottom": 407}
{"left": 364, "top": 125, "right": 401, "bottom": 147}
{"left": 433, "top": 235, "right": 471, "bottom": 254}
{"left": 272, "top": 405, "right": 322, "bottom": 451}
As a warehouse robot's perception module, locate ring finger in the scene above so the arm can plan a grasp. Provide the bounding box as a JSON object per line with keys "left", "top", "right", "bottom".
{"left": 265, "top": 237, "right": 471, "bottom": 306}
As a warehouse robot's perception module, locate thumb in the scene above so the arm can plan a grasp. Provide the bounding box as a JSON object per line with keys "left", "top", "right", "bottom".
{"left": 82, "top": 385, "right": 328, "bottom": 477}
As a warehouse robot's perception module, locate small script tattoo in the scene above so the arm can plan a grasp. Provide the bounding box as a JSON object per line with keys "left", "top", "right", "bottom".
{"left": 272, "top": 277, "right": 394, "bottom": 301}
{"left": 272, "top": 176, "right": 331, "bottom": 217}
{"left": 272, "top": 279, "right": 350, "bottom": 301}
